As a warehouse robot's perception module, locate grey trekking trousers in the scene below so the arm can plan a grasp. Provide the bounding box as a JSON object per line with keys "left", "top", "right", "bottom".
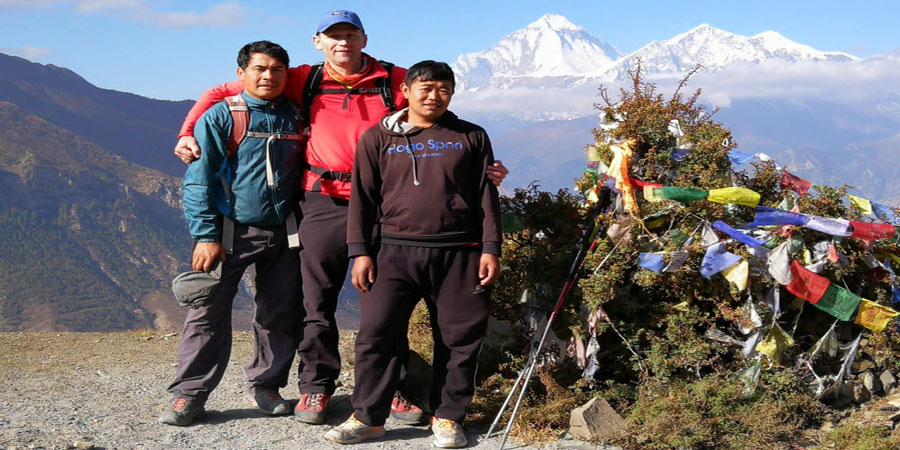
{"left": 167, "top": 222, "right": 301, "bottom": 400}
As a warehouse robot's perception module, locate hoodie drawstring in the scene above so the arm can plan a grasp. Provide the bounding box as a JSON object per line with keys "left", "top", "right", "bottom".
{"left": 404, "top": 135, "right": 421, "bottom": 186}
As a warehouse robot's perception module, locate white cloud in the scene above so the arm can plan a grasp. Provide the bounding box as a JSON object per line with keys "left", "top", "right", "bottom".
{"left": 0, "top": 0, "right": 255, "bottom": 28}
{"left": 74, "top": 0, "right": 143, "bottom": 12}
{"left": 452, "top": 57, "right": 900, "bottom": 122}
{"left": 2, "top": 46, "right": 52, "bottom": 61}
{"left": 141, "top": 2, "right": 249, "bottom": 28}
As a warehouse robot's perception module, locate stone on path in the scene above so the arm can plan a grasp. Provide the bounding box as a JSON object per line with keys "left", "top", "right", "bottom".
{"left": 879, "top": 370, "right": 896, "bottom": 394}
{"left": 863, "top": 371, "right": 883, "bottom": 395}
{"left": 569, "top": 397, "right": 626, "bottom": 441}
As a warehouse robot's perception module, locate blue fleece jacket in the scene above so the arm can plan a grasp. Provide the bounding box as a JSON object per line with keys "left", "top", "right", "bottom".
{"left": 183, "top": 92, "right": 302, "bottom": 241}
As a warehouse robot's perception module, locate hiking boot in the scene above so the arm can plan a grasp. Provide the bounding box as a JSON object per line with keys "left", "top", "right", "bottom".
{"left": 158, "top": 396, "right": 205, "bottom": 426}
{"left": 324, "top": 414, "right": 386, "bottom": 444}
{"left": 389, "top": 393, "right": 424, "bottom": 424}
{"left": 245, "top": 387, "right": 291, "bottom": 416}
{"left": 431, "top": 417, "right": 467, "bottom": 448}
{"left": 294, "top": 392, "right": 331, "bottom": 424}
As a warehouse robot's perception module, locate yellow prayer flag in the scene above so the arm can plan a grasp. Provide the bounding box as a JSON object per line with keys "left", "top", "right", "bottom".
{"left": 755, "top": 323, "right": 794, "bottom": 364}
{"left": 855, "top": 299, "right": 899, "bottom": 332}
{"left": 848, "top": 194, "right": 874, "bottom": 216}
{"left": 644, "top": 185, "right": 663, "bottom": 202}
{"left": 672, "top": 300, "right": 691, "bottom": 312}
{"left": 722, "top": 260, "right": 749, "bottom": 291}
{"left": 707, "top": 187, "right": 761, "bottom": 207}
{"left": 587, "top": 187, "right": 600, "bottom": 204}
{"left": 586, "top": 145, "right": 604, "bottom": 162}
{"left": 606, "top": 140, "right": 639, "bottom": 214}
{"left": 803, "top": 248, "right": 812, "bottom": 266}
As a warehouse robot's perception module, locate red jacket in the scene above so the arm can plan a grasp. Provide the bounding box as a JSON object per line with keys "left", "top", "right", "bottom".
{"left": 179, "top": 54, "right": 408, "bottom": 199}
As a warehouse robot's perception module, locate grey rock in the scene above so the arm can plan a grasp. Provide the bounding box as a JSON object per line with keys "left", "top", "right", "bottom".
{"left": 880, "top": 370, "right": 897, "bottom": 393}
{"left": 852, "top": 383, "right": 871, "bottom": 404}
{"left": 569, "top": 397, "right": 627, "bottom": 441}
{"left": 72, "top": 440, "right": 95, "bottom": 450}
{"left": 853, "top": 359, "right": 876, "bottom": 374}
{"left": 863, "top": 371, "right": 883, "bottom": 395}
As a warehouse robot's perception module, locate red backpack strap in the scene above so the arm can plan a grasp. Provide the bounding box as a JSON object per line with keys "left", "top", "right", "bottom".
{"left": 224, "top": 95, "right": 249, "bottom": 158}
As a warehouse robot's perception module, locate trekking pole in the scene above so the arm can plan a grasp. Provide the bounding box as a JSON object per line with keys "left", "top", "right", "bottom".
{"left": 487, "top": 187, "right": 611, "bottom": 448}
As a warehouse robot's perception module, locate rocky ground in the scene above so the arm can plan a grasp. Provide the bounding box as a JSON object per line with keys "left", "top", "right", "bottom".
{"left": 0, "top": 331, "right": 552, "bottom": 450}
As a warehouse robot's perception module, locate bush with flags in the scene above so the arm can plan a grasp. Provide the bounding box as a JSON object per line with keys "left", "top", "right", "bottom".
{"left": 568, "top": 68, "right": 900, "bottom": 403}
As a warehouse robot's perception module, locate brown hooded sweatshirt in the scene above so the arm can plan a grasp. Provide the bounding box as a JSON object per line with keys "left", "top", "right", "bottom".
{"left": 347, "top": 108, "right": 501, "bottom": 257}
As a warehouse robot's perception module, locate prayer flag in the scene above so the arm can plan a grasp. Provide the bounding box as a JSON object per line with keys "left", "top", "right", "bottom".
{"left": 700, "top": 242, "right": 742, "bottom": 278}
{"left": 767, "top": 241, "right": 794, "bottom": 285}
{"left": 702, "top": 223, "right": 720, "bottom": 247}
{"left": 606, "top": 140, "right": 639, "bottom": 213}
{"left": 854, "top": 299, "right": 899, "bottom": 332}
{"left": 755, "top": 323, "right": 794, "bottom": 364}
{"left": 663, "top": 250, "right": 690, "bottom": 273}
{"left": 712, "top": 220, "right": 767, "bottom": 247}
{"left": 723, "top": 260, "right": 750, "bottom": 291}
{"left": 765, "top": 286, "right": 781, "bottom": 317}
{"left": 707, "top": 187, "right": 761, "bottom": 207}
{"left": 872, "top": 201, "right": 899, "bottom": 224}
{"left": 655, "top": 186, "right": 708, "bottom": 204}
{"left": 639, "top": 252, "right": 666, "bottom": 273}
{"left": 847, "top": 195, "right": 874, "bottom": 216}
{"left": 728, "top": 150, "right": 754, "bottom": 166}
{"left": 644, "top": 185, "right": 663, "bottom": 202}
{"left": 780, "top": 170, "right": 812, "bottom": 195}
{"left": 785, "top": 260, "right": 830, "bottom": 304}
{"left": 748, "top": 206, "right": 807, "bottom": 227}
{"left": 804, "top": 215, "right": 852, "bottom": 237}
{"left": 813, "top": 285, "right": 862, "bottom": 321}
{"left": 672, "top": 148, "right": 691, "bottom": 161}
{"left": 585, "top": 145, "right": 604, "bottom": 162}
{"left": 849, "top": 221, "right": 895, "bottom": 242}
{"left": 737, "top": 294, "right": 761, "bottom": 334}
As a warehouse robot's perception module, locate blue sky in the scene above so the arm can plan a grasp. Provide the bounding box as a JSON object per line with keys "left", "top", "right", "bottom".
{"left": 1, "top": 0, "right": 898, "bottom": 101}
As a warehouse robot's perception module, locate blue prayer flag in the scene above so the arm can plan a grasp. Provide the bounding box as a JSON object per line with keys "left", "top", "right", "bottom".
{"left": 712, "top": 220, "right": 767, "bottom": 247}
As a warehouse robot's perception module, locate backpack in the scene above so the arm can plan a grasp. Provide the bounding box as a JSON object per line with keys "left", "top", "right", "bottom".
{"left": 219, "top": 95, "right": 303, "bottom": 254}
{"left": 299, "top": 60, "right": 397, "bottom": 189}
{"left": 301, "top": 60, "right": 397, "bottom": 125}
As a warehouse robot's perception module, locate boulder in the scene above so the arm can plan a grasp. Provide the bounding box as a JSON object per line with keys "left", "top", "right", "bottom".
{"left": 880, "top": 370, "right": 897, "bottom": 394}
{"left": 862, "top": 371, "right": 883, "bottom": 395}
{"left": 852, "top": 382, "right": 871, "bottom": 404}
{"left": 569, "top": 396, "right": 627, "bottom": 441}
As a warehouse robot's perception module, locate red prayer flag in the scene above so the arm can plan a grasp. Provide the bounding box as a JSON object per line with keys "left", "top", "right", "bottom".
{"left": 631, "top": 178, "right": 661, "bottom": 189}
{"left": 850, "top": 221, "right": 896, "bottom": 242}
{"left": 780, "top": 171, "right": 812, "bottom": 195}
{"left": 785, "top": 260, "right": 830, "bottom": 304}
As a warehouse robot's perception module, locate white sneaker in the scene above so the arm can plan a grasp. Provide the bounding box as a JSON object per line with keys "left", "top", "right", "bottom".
{"left": 431, "top": 417, "right": 467, "bottom": 448}
{"left": 324, "top": 414, "right": 386, "bottom": 444}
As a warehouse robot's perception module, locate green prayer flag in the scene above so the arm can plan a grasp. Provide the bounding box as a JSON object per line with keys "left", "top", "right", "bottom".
{"left": 656, "top": 186, "right": 708, "bottom": 204}
{"left": 813, "top": 285, "right": 863, "bottom": 321}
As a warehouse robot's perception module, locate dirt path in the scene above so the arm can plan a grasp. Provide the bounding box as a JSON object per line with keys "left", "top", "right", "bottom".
{"left": 0, "top": 331, "right": 544, "bottom": 450}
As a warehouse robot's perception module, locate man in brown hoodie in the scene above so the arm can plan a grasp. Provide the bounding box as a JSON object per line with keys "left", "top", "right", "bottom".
{"left": 326, "top": 60, "right": 501, "bottom": 448}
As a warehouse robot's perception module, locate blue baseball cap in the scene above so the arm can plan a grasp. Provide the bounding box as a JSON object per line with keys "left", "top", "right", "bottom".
{"left": 316, "top": 10, "right": 365, "bottom": 34}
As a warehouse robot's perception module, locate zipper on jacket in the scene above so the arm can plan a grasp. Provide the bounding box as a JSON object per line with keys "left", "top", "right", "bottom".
{"left": 266, "top": 102, "right": 284, "bottom": 224}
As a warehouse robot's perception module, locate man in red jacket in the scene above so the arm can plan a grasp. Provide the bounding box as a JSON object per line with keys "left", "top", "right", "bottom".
{"left": 173, "top": 10, "right": 508, "bottom": 425}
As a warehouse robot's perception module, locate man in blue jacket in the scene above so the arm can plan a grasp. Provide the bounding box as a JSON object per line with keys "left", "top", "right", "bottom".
{"left": 159, "top": 40, "right": 303, "bottom": 426}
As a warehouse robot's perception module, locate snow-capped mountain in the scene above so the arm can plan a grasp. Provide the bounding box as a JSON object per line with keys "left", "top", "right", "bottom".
{"left": 452, "top": 13, "right": 623, "bottom": 90}
{"left": 584, "top": 23, "right": 859, "bottom": 83}
{"left": 452, "top": 16, "right": 859, "bottom": 90}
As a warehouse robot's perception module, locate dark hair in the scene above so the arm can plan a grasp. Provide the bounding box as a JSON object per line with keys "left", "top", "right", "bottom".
{"left": 237, "top": 41, "right": 290, "bottom": 69}
{"left": 404, "top": 60, "right": 455, "bottom": 91}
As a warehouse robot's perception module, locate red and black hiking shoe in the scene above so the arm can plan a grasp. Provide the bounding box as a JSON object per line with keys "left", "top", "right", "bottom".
{"left": 294, "top": 392, "right": 331, "bottom": 424}
{"left": 158, "top": 396, "right": 206, "bottom": 426}
{"left": 390, "top": 393, "right": 424, "bottom": 424}
{"left": 245, "top": 387, "right": 291, "bottom": 416}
